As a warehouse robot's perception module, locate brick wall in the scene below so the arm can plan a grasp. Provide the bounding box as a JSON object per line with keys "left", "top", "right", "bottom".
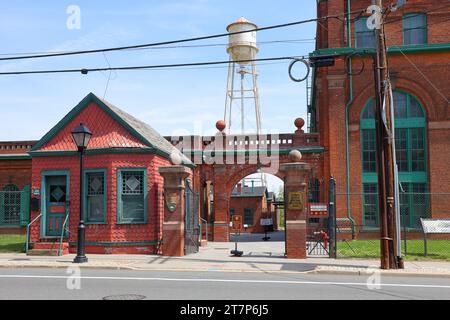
{"left": 30, "top": 153, "right": 170, "bottom": 254}
{"left": 230, "top": 195, "right": 273, "bottom": 234}
{"left": 315, "top": 0, "right": 450, "bottom": 225}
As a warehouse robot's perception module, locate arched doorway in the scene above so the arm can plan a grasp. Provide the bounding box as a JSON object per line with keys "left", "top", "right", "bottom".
{"left": 226, "top": 170, "right": 286, "bottom": 257}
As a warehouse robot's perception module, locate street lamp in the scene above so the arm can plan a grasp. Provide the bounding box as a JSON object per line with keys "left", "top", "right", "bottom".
{"left": 71, "top": 123, "right": 92, "bottom": 264}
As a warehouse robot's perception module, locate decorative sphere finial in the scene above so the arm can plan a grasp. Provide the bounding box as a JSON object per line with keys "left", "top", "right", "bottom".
{"left": 170, "top": 151, "right": 183, "bottom": 165}
{"left": 289, "top": 149, "right": 303, "bottom": 162}
{"left": 294, "top": 118, "right": 305, "bottom": 132}
{"left": 216, "top": 120, "right": 226, "bottom": 133}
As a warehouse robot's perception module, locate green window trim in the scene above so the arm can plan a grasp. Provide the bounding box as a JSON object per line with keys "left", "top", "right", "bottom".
{"left": 403, "top": 13, "right": 427, "bottom": 45}
{"left": 244, "top": 208, "right": 253, "bottom": 226}
{"left": 83, "top": 169, "right": 107, "bottom": 224}
{"left": 117, "top": 168, "right": 148, "bottom": 225}
{"left": 360, "top": 90, "right": 428, "bottom": 175}
{"left": 360, "top": 90, "right": 429, "bottom": 229}
{"left": 362, "top": 183, "right": 379, "bottom": 228}
{"left": 1, "top": 184, "right": 20, "bottom": 226}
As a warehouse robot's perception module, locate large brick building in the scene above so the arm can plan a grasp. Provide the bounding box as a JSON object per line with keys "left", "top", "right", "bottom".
{"left": 309, "top": 0, "right": 450, "bottom": 235}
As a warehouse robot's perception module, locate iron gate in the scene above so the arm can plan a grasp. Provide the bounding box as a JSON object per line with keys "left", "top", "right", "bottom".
{"left": 184, "top": 179, "right": 200, "bottom": 255}
{"left": 307, "top": 223, "right": 330, "bottom": 257}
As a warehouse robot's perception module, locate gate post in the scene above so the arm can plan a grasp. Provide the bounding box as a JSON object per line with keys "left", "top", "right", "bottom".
{"left": 280, "top": 150, "right": 310, "bottom": 259}
{"left": 328, "top": 177, "right": 337, "bottom": 258}
{"left": 158, "top": 166, "right": 191, "bottom": 257}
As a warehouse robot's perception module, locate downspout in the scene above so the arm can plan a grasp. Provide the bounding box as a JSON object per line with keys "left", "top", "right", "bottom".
{"left": 345, "top": 0, "right": 356, "bottom": 235}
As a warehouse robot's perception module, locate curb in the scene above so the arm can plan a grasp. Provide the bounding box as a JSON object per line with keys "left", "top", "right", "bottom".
{"left": 0, "top": 263, "right": 316, "bottom": 274}
{"left": 313, "top": 268, "right": 450, "bottom": 279}
{"left": 2, "top": 262, "right": 450, "bottom": 278}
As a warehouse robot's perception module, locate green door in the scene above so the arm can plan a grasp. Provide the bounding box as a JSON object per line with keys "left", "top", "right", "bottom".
{"left": 45, "top": 176, "right": 68, "bottom": 237}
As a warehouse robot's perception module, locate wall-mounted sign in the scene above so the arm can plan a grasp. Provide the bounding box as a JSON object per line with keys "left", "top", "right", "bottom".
{"left": 288, "top": 192, "right": 304, "bottom": 210}
{"left": 309, "top": 203, "right": 328, "bottom": 216}
{"left": 32, "top": 188, "right": 40, "bottom": 196}
{"left": 166, "top": 192, "right": 179, "bottom": 213}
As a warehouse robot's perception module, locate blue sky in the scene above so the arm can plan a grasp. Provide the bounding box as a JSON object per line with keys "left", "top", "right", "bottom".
{"left": 0, "top": 0, "right": 317, "bottom": 142}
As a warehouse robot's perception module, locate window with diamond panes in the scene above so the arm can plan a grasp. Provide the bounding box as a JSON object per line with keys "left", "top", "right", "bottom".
{"left": 85, "top": 171, "right": 106, "bottom": 223}
{"left": 118, "top": 170, "right": 146, "bottom": 223}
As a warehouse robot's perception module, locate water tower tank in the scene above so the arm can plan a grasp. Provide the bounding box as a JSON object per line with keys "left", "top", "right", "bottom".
{"left": 227, "top": 17, "right": 259, "bottom": 65}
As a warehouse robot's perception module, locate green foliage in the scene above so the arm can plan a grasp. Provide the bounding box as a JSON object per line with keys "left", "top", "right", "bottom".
{"left": 337, "top": 239, "right": 450, "bottom": 261}
{"left": 0, "top": 235, "right": 26, "bottom": 253}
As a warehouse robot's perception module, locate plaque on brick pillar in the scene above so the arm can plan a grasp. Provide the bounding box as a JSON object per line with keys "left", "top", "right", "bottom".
{"left": 280, "top": 152, "right": 311, "bottom": 259}
{"left": 158, "top": 166, "right": 191, "bottom": 257}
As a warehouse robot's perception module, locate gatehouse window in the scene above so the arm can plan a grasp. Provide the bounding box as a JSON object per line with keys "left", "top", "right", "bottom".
{"left": 360, "top": 91, "right": 428, "bottom": 229}
{"left": 244, "top": 208, "right": 253, "bottom": 226}
{"left": 117, "top": 169, "right": 147, "bottom": 224}
{"left": 84, "top": 170, "right": 107, "bottom": 224}
{"left": 403, "top": 13, "right": 427, "bottom": 45}
{"left": 1, "top": 184, "right": 21, "bottom": 225}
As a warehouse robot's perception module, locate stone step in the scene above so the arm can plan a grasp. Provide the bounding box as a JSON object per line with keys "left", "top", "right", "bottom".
{"left": 27, "top": 249, "right": 61, "bottom": 256}
{"left": 28, "top": 242, "right": 69, "bottom": 256}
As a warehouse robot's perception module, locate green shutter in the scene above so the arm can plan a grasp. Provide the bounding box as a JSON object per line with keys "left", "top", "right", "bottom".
{"left": 20, "top": 185, "right": 31, "bottom": 226}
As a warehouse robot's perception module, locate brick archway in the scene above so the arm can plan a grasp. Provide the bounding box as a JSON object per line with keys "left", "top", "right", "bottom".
{"left": 166, "top": 119, "right": 325, "bottom": 243}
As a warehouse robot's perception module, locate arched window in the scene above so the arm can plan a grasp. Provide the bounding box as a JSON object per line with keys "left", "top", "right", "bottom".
{"left": 360, "top": 91, "right": 428, "bottom": 229}
{"left": 1, "top": 184, "right": 21, "bottom": 225}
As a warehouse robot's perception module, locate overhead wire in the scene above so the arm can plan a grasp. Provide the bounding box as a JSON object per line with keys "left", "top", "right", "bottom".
{"left": 0, "top": 9, "right": 365, "bottom": 62}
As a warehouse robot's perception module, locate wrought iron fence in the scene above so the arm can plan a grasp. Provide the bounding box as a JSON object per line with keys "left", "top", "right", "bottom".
{"left": 332, "top": 192, "right": 450, "bottom": 261}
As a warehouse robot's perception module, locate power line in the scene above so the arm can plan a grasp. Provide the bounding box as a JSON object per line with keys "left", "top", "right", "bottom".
{"left": 0, "top": 9, "right": 364, "bottom": 62}
{"left": 0, "top": 56, "right": 306, "bottom": 76}
{"left": 0, "top": 38, "right": 316, "bottom": 57}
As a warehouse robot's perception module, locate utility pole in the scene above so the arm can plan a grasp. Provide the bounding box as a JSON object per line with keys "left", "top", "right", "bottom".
{"left": 372, "top": 0, "right": 403, "bottom": 269}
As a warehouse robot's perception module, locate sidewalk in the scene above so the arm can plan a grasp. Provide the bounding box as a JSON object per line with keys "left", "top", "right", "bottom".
{"left": 1, "top": 241, "right": 450, "bottom": 278}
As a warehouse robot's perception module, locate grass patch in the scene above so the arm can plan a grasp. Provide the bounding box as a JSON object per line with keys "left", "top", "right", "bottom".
{"left": 0, "top": 234, "right": 26, "bottom": 253}
{"left": 337, "top": 239, "right": 450, "bottom": 261}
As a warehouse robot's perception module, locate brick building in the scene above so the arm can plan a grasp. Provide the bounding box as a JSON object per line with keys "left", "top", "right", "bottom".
{"left": 24, "top": 93, "right": 191, "bottom": 254}
{"left": 0, "top": 141, "right": 35, "bottom": 233}
{"left": 229, "top": 184, "right": 277, "bottom": 233}
{"left": 309, "top": 0, "right": 450, "bottom": 236}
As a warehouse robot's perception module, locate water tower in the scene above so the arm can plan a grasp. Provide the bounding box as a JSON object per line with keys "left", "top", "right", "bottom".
{"left": 224, "top": 17, "right": 262, "bottom": 135}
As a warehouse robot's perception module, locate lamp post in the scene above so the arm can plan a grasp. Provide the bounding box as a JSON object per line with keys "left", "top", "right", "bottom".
{"left": 71, "top": 123, "right": 92, "bottom": 264}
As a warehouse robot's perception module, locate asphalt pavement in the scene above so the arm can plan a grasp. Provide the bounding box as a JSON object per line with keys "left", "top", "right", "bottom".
{"left": 0, "top": 267, "right": 449, "bottom": 300}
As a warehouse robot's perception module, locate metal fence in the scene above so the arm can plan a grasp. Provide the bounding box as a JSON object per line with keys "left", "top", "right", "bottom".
{"left": 333, "top": 192, "right": 450, "bottom": 260}
{"left": 0, "top": 187, "right": 30, "bottom": 227}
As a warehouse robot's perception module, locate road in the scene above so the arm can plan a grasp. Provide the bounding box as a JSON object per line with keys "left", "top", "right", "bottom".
{"left": 0, "top": 267, "right": 449, "bottom": 300}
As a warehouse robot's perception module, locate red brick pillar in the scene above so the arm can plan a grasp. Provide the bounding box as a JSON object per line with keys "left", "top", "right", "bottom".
{"left": 158, "top": 166, "right": 191, "bottom": 257}
{"left": 280, "top": 155, "right": 310, "bottom": 259}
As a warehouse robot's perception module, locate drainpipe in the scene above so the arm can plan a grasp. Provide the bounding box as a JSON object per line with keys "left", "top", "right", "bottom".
{"left": 345, "top": 0, "right": 356, "bottom": 236}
